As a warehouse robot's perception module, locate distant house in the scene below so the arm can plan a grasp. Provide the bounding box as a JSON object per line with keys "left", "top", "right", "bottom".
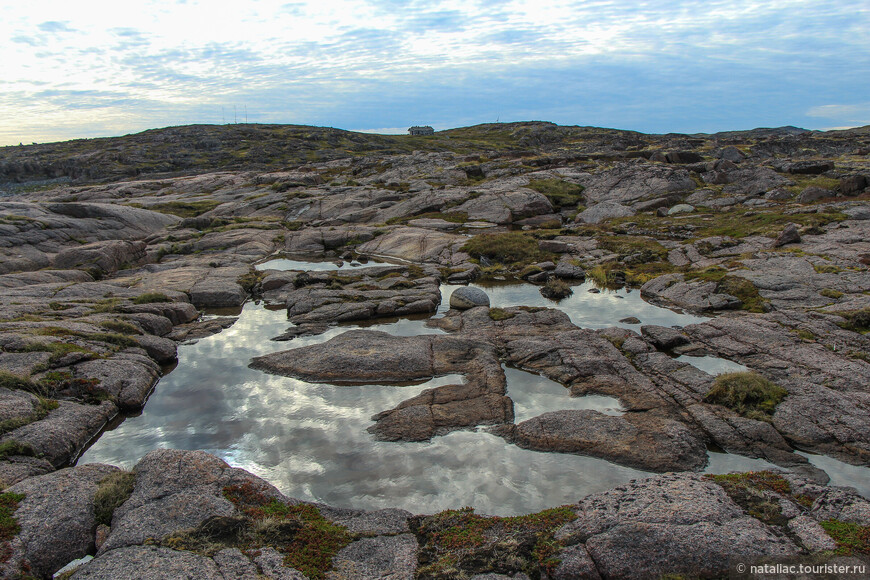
{"left": 408, "top": 126, "right": 434, "bottom": 136}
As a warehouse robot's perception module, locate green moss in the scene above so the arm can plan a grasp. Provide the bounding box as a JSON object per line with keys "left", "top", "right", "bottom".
{"left": 814, "top": 263, "right": 843, "bottom": 274}
{"left": 94, "top": 471, "right": 136, "bottom": 526}
{"left": 20, "top": 341, "right": 95, "bottom": 364}
{"left": 705, "top": 471, "right": 796, "bottom": 525}
{"left": 462, "top": 232, "right": 552, "bottom": 267}
{"left": 794, "top": 329, "right": 816, "bottom": 341}
{"left": 540, "top": 278, "right": 572, "bottom": 300}
{"left": 819, "top": 288, "right": 844, "bottom": 299}
{"left": 488, "top": 308, "right": 516, "bottom": 321}
{"left": 0, "top": 371, "right": 35, "bottom": 392}
{"left": 833, "top": 308, "right": 870, "bottom": 333}
{"left": 0, "top": 492, "right": 25, "bottom": 543}
{"left": 237, "top": 270, "right": 265, "bottom": 294}
{"left": 0, "top": 441, "right": 36, "bottom": 460}
{"left": 218, "top": 482, "right": 352, "bottom": 579}
{"left": 0, "top": 398, "right": 58, "bottom": 436}
{"left": 684, "top": 269, "right": 766, "bottom": 312}
{"left": 704, "top": 372, "right": 787, "bottom": 422}
{"left": 98, "top": 320, "right": 142, "bottom": 335}
{"left": 414, "top": 505, "right": 577, "bottom": 578}
{"left": 132, "top": 292, "right": 172, "bottom": 304}
{"left": 526, "top": 178, "right": 585, "bottom": 209}
{"left": 820, "top": 520, "right": 870, "bottom": 555}
{"left": 148, "top": 200, "right": 222, "bottom": 218}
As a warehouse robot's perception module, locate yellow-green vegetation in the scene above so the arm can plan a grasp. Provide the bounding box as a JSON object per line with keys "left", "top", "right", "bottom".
{"left": 20, "top": 340, "right": 96, "bottom": 364}
{"left": 703, "top": 372, "right": 787, "bottom": 422}
{"left": 526, "top": 178, "right": 585, "bottom": 209}
{"left": 132, "top": 292, "right": 172, "bottom": 304}
{"left": 793, "top": 329, "right": 816, "bottom": 341}
{"left": 705, "top": 471, "right": 812, "bottom": 526}
{"left": 146, "top": 200, "right": 222, "bottom": 218}
{"left": 819, "top": 520, "right": 870, "bottom": 555}
{"left": 814, "top": 263, "right": 843, "bottom": 274}
{"left": 462, "top": 232, "right": 553, "bottom": 268}
{"left": 237, "top": 269, "right": 265, "bottom": 294}
{"left": 684, "top": 268, "right": 766, "bottom": 312}
{"left": 786, "top": 175, "right": 840, "bottom": 196}
{"left": 222, "top": 482, "right": 350, "bottom": 579}
{"left": 98, "top": 320, "right": 142, "bottom": 335}
{"left": 0, "top": 492, "right": 25, "bottom": 546}
{"left": 488, "top": 308, "right": 516, "bottom": 321}
{"left": 157, "top": 483, "right": 352, "bottom": 579}
{"left": 94, "top": 471, "right": 136, "bottom": 526}
{"left": 819, "top": 288, "right": 844, "bottom": 299}
{"left": 0, "top": 440, "right": 36, "bottom": 460}
{"left": 386, "top": 211, "right": 468, "bottom": 225}
{"left": 33, "top": 327, "right": 138, "bottom": 349}
{"left": 834, "top": 308, "right": 870, "bottom": 334}
{"left": 612, "top": 208, "right": 845, "bottom": 240}
{"left": 0, "top": 397, "right": 58, "bottom": 436}
{"left": 0, "top": 371, "right": 37, "bottom": 392}
{"left": 541, "top": 278, "right": 572, "bottom": 300}
{"left": 413, "top": 505, "right": 577, "bottom": 578}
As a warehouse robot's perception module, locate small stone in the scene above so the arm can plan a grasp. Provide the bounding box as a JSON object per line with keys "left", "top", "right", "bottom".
{"left": 619, "top": 317, "right": 641, "bottom": 324}
{"left": 772, "top": 223, "right": 801, "bottom": 247}
{"left": 554, "top": 262, "right": 585, "bottom": 280}
{"left": 449, "top": 286, "right": 490, "bottom": 309}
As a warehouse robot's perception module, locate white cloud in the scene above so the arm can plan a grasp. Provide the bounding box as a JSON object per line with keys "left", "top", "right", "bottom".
{"left": 0, "top": 0, "right": 868, "bottom": 144}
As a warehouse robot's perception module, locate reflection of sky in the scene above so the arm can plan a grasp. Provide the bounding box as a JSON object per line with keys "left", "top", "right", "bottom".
{"left": 506, "top": 366, "right": 623, "bottom": 422}
{"left": 797, "top": 452, "right": 870, "bottom": 498}
{"left": 78, "top": 273, "right": 869, "bottom": 514}
{"left": 445, "top": 280, "right": 710, "bottom": 329}
{"left": 676, "top": 355, "right": 748, "bottom": 375}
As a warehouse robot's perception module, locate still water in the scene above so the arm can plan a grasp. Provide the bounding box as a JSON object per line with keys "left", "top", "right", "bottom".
{"left": 79, "top": 272, "right": 866, "bottom": 514}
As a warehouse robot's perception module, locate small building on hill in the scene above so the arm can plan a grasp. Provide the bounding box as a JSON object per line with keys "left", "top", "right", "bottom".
{"left": 408, "top": 126, "right": 434, "bottom": 136}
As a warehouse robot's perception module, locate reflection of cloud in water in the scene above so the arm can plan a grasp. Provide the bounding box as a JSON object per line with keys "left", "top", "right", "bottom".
{"left": 676, "top": 355, "right": 748, "bottom": 375}
{"left": 84, "top": 277, "right": 821, "bottom": 516}
{"left": 797, "top": 451, "right": 870, "bottom": 498}
{"left": 443, "top": 281, "right": 709, "bottom": 329}
{"left": 506, "top": 366, "right": 624, "bottom": 422}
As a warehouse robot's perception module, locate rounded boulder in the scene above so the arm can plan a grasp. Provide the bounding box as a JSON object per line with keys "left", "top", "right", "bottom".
{"left": 449, "top": 287, "right": 490, "bottom": 310}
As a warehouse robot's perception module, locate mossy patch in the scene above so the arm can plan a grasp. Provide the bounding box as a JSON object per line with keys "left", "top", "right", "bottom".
{"left": 833, "top": 308, "right": 870, "bottom": 334}
{"left": 0, "top": 397, "right": 58, "bottom": 436}
{"left": 684, "top": 269, "right": 766, "bottom": 312}
{"left": 0, "top": 492, "right": 25, "bottom": 552}
{"left": 819, "top": 520, "right": 870, "bottom": 556}
{"left": 462, "top": 232, "right": 551, "bottom": 267}
{"left": 526, "top": 178, "right": 585, "bottom": 209}
{"left": 0, "top": 440, "right": 37, "bottom": 460}
{"left": 703, "top": 372, "right": 787, "bottom": 422}
{"left": 540, "top": 278, "right": 572, "bottom": 300}
{"left": 705, "top": 471, "right": 796, "bottom": 526}
{"left": 488, "top": 308, "right": 516, "bottom": 321}
{"left": 237, "top": 270, "right": 265, "bottom": 294}
{"left": 168, "top": 482, "right": 353, "bottom": 579}
{"left": 98, "top": 320, "right": 142, "bottom": 335}
{"left": 819, "top": 288, "right": 844, "bottom": 300}
{"left": 94, "top": 471, "right": 135, "bottom": 526}
{"left": 132, "top": 292, "right": 172, "bottom": 304}
{"left": 148, "top": 200, "right": 222, "bottom": 218}
{"left": 412, "top": 505, "right": 577, "bottom": 579}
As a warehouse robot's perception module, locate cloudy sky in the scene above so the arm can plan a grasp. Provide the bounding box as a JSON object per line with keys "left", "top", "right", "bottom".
{"left": 1, "top": 0, "right": 868, "bottom": 145}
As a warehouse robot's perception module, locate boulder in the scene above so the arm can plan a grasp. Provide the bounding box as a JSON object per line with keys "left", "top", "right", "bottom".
{"left": 840, "top": 175, "right": 867, "bottom": 196}
{"left": 796, "top": 186, "right": 832, "bottom": 204}
{"left": 772, "top": 222, "right": 801, "bottom": 247}
{"left": 450, "top": 287, "right": 490, "bottom": 309}
{"left": 667, "top": 204, "right": 694, "bottom": 215}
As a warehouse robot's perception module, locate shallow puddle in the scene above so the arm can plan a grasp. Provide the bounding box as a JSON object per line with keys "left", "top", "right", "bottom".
{"left": 676, "top": 355, "right": 749, "bottom": 375}
{"left": 797, "top": 451, "right": 870, "bottom": 497}
{"left": 442, "top": 280, "right": 709, "bottom": 329}
{"left": 506, "top": 366, "right": 624, "bottom": 423}
{"left": 255, "top": 256, "right": 395, "bottom": 272}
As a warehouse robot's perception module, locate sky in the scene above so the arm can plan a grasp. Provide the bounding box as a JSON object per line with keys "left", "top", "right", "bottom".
{"left": 1, "top": 0, "right": 869, "bottom": 146}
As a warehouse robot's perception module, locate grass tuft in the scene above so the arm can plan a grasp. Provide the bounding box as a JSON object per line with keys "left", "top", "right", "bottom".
{"left": 704, "top": 372, "right": 787, "bottom": 422}
{"left": 132, "top": 293, "right": 172, "bottom": 304}
{"left": 94, "top": 471, "right": 136, "bottom": 526}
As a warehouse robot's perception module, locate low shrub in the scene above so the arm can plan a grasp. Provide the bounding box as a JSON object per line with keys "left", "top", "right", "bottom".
{"left": 704, "top": 372, "right": 787, "bottom": 422}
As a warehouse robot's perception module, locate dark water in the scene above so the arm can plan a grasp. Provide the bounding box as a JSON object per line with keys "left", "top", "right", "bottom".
{"left": 255, "top": 257, "right": 396, "bottom": 272}
{"left": 79, "top": 274, "right": 869, "bottom": 513}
